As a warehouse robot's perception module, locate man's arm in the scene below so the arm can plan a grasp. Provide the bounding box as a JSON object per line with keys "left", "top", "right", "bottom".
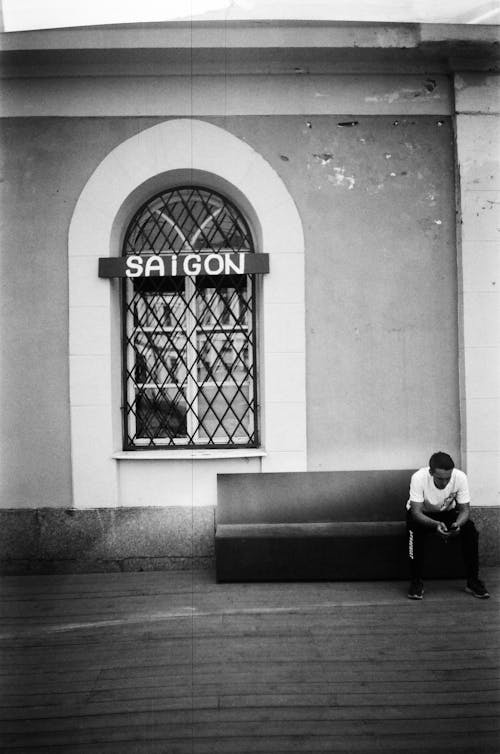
{"left": 449, "top": 502, "right": 470, "bottom": 531}
{"left": 409, "top": 500, "right": 448, "bottom": 535}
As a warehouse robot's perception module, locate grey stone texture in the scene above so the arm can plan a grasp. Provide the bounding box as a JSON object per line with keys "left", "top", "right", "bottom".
{"left": 0, "top": 510, "right": 39, "bottom": 559}
{"left": 0, "top": 506, "right": 215, "bottom": 574}
{"left": 473, "top": 506, "right": 500, "bottom": 566}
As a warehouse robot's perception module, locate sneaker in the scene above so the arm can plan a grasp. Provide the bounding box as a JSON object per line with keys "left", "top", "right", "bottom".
{"left": 465, "top": 578, "right": 490, "bottom": 599}
{"left": 408, "top": 579, "right": 424, "bottom": 600}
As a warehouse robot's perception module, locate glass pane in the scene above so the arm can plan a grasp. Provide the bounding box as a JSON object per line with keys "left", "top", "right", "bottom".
{"left": 198, "top": 385, "right": 252, "bottom": 441}
{"left": 196, "top": 332, "right": 250, "bottom": 384}
{"left": 232, "top": 333, "right": 251, "bottom": 380}
{"left": 134, "top": 277, "right": 185, "bottom": 295}
{"left": 124, "top": 187, "right": 253, "bottom": 255}
{"left": 134, "top": 331, "right": 187, "bottom": 386}
{"left": 135, "top": 293, "right": 186, "bottom": 330}
{"left": 196, "top": 277, "right": 250, "bottom": 327}
{"left": 135, "top": 387, "right": 188, "bottom": 439}
{"left": 197, "top": 205, "right": 245, "bottom": 251}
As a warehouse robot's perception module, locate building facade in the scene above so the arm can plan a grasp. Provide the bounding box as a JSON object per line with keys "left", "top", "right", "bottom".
{"left": 1, "top": 21, "right": 499, "bottom": 571}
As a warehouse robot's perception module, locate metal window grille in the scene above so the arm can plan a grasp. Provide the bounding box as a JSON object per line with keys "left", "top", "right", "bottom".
{"left": 122, "top": 187, "right": 259, "bottom": 449}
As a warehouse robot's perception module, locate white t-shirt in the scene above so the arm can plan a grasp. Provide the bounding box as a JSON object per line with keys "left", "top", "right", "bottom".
{"left": 407, "top": 467, "right": 471, "bottom": 512}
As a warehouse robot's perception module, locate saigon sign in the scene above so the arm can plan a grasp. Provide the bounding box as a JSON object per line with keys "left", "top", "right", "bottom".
{"left": 98, "top": 253, "right": 270, "bottom": 278}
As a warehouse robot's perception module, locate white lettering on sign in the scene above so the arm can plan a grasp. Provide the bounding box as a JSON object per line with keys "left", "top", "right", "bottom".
{"left": 125, "top": 253, "right": 246, "bottom": 278}
{"left": 183, "top": 254, "right": 201, "bottom": 276}
{"left": 144, "top": 256, "right": 164, "bottom": 276}
{"left": 126, "top": 256, "right": 144, "bottom": 277}
{"left": 205, "top": 253, "right": 225, "bottom": 275}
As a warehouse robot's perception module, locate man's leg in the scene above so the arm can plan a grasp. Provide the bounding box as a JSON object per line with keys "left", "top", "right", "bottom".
{"left": 406, "top": 512, "right": 427, "bottom": 598}
{"left": 459, "top": 519, "right": 479, "bottom": 580}
{"left": 459, "top": 519, "right": 490, "bottom": 598}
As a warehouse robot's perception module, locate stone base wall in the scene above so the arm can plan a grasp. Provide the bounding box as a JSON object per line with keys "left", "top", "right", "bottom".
{"left": 468, "top": 507, "right": 500, "bottom": 569}
{"left": 0, "top": 506, "right": 215, "bottom": 575}
{"left": 1, "top": 505, "right": 498, "bottom": 576}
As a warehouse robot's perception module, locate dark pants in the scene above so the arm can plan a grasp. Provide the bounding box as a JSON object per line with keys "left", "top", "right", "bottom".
{"left": 406, "top": 509, "right": 479, "bottom": 580}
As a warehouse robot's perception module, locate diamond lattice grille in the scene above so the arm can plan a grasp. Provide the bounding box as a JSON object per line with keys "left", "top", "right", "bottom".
{"left": 122, "top": 187, "right": 258, "bottom": 449}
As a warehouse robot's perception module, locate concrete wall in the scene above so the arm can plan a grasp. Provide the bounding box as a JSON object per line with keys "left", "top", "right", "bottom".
{"left": 222, "top": 115, "right": 459, "bottom": 470}
{"left": 0, "top": 507, "right": 215, "bottom": 574}
{"left": 0, "top": 117, "right": 163, "bottom": 508}
{"left": 1, "top": 110, "right": 460, "bottom": 510}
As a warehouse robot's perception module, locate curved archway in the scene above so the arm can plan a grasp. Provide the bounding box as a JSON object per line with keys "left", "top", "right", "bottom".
{"left": 68, "top": 118, "right": 306, "bottom": 508}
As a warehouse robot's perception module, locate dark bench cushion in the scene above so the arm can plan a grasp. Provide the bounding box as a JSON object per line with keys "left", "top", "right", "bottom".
{"left": 215, "top": 527, "right": 465, "bottom": 582}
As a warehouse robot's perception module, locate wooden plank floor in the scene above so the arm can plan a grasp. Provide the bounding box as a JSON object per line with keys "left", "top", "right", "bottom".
{"left": 0, "top": 568, "right": 499, "bottom": 753}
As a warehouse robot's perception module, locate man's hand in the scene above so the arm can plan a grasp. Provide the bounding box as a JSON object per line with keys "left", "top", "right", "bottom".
{"left": 447, "top": 522, "right": 461, "bottom": 538}
{"left": 436, "top": 521, "right": 449, "bottom": 538}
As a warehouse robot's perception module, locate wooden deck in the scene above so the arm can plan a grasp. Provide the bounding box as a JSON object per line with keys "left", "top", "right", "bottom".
{"left": 1, "top": 568, "right": 499, "bottom": 753}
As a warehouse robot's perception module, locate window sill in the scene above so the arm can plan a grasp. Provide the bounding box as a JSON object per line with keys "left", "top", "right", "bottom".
{"left": 113, "top": 448, "right": 266, "bottom": 461}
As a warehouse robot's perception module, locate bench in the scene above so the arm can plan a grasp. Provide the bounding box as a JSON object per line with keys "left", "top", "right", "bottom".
{"left": 215, "top": 469, "right": 465, "bottom": 582}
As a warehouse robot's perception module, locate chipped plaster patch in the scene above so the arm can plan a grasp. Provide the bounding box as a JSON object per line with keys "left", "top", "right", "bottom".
{"left": 365, "top": 85, "right": 441, "bottom": 104}
{"left": 328, "top": 166, "right": 355, "bottom": 190}
{"left": 313, "top": 153, "right": 334, "bottom": 165}
{"left": 366, "top": 182, "right": 385, "bottom": 195}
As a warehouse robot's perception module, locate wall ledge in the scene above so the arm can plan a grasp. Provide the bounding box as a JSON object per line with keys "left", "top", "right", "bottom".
{"left": 113, "top": 449, "right": 267, "bottom": 461}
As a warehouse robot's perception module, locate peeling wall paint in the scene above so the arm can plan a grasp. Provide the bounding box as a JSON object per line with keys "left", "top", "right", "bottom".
{"left": 364, "top": 79, "right": 442, "bottom": 104}
{"left": 327, "top": 167, "right": 355, "bottom": 190}
{"left": 313, "top": 152, "right": 334, "bottom": 165}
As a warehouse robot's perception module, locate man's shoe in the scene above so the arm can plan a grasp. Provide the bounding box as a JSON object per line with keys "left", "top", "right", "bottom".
{"left": 408, "top": 579, "right": 424, "bottom": 600}
{"left": 465, "top": 578, "right": 490, "bottom": 599}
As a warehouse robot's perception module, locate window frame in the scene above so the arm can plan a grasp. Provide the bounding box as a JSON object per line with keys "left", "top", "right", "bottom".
{"left": 121, "top": 186, "right": 260, "bottom": 451}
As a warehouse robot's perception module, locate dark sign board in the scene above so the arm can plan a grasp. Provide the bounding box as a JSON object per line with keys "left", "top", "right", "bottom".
{"left": 99, "top": 253, "right": 269, "bottom": 278}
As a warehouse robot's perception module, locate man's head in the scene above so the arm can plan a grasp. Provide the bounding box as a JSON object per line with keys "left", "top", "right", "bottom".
{"left": 429, "top": 451, "right": 455, "bottom": 489}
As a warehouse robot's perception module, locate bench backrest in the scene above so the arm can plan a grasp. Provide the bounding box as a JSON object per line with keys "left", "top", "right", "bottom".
{"left": 217, "top": 469, "right": 414, "bottom": 524}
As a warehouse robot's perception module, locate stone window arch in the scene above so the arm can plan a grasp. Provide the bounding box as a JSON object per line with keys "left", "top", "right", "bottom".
{"left": 68, "top": 119, "right": 305, "bottom": 508}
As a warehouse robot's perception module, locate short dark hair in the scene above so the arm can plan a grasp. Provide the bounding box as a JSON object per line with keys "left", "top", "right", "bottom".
{"left": 429, "top": 451, "right": 455, "bottom": 472}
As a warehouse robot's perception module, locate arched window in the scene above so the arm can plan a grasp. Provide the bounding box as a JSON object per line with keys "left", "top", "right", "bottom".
{"left": 122, "top": 186, "right": 259, "bottom": 449}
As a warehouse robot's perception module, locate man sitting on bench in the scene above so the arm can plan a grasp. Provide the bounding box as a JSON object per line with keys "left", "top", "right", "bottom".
{"left": 406, "top": 451, "right": 489, "bottom": 600}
